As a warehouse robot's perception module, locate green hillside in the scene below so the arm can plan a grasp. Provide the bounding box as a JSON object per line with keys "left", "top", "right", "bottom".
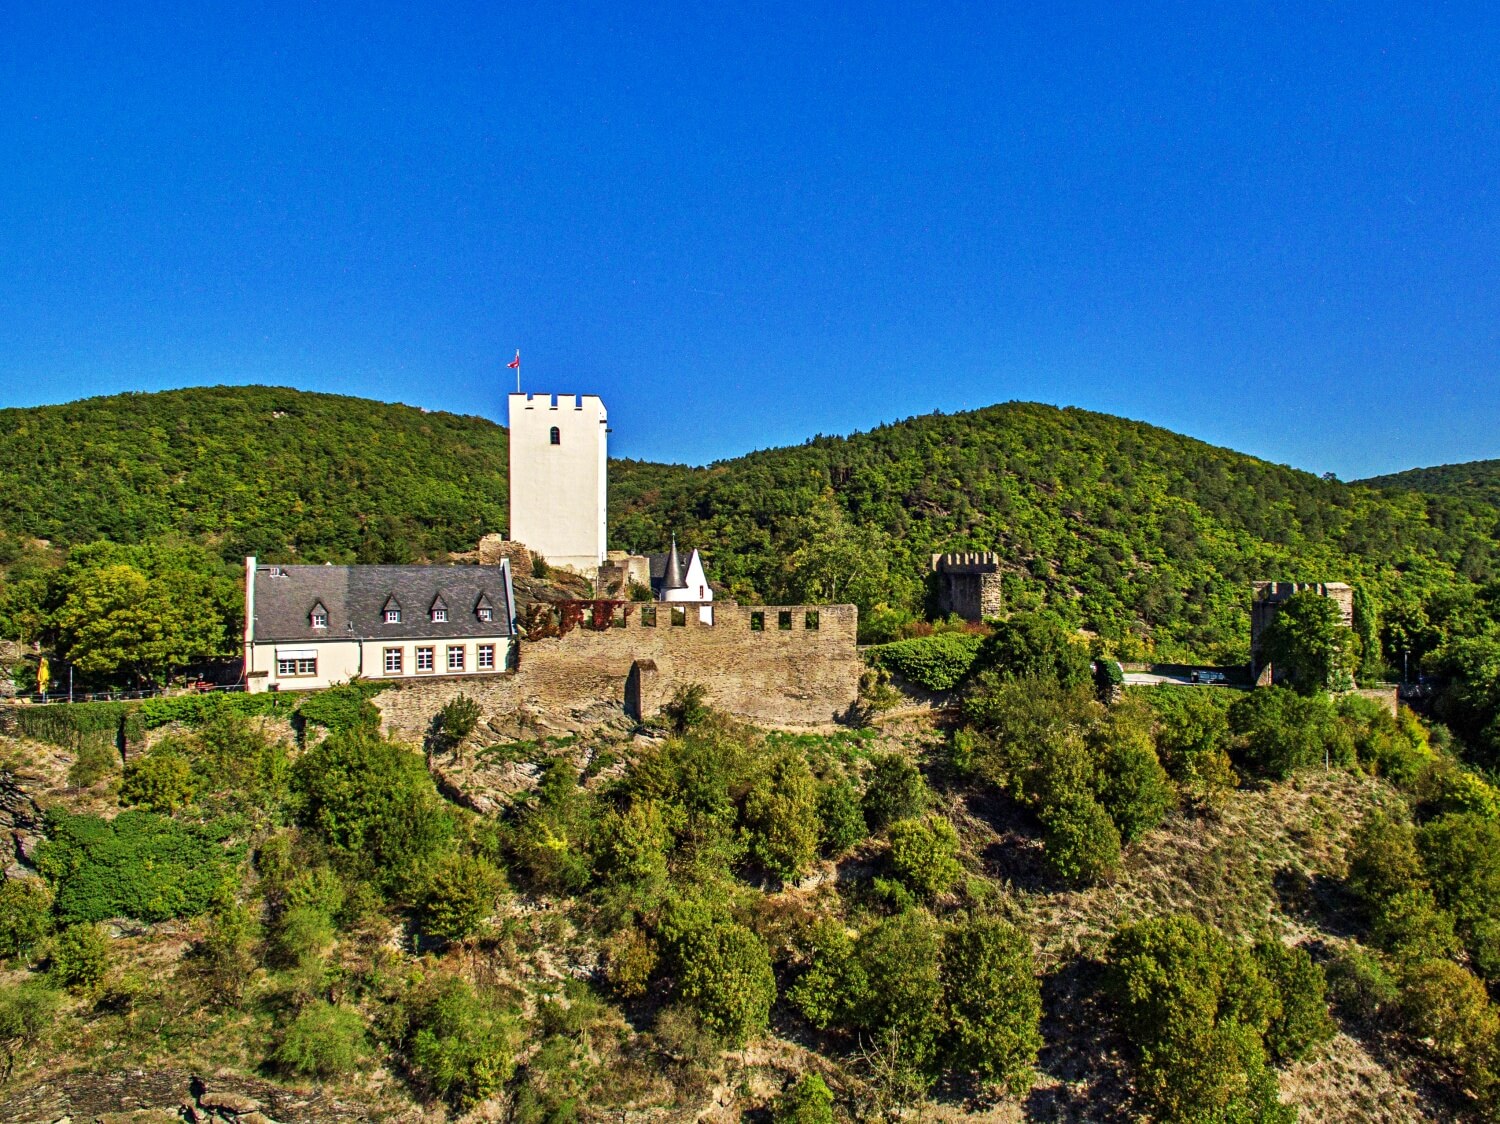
{"left": 0, "top": 386, "right": 510, "bottom": 563}
{"left": 1359, "top": 458, "right": 1500, "bottom": 509}
{"left": 2, "top": 386, "right": 1498, "bottom": 662}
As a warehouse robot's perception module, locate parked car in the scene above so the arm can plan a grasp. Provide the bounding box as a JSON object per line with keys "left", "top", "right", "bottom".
{"left": 1190, "top": 670, "right": 1228, "bottom": 685}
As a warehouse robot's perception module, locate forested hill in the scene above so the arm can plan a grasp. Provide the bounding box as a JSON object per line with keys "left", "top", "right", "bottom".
{"left": 0, "top": 386, "right": 510, "bottom": 563}
{"left": 1358, "top": 459, "right": 1500, "bottom": 510}
{"left": 608, "top": 403, "right": 1500, "bottom": 660}
{"left": 2, "top": 386, "right": 1498, "bottom": 661}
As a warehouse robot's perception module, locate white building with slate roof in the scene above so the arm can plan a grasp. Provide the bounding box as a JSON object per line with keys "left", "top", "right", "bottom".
{"left": 243, "top": 557, "right": 518, "bottom": 693}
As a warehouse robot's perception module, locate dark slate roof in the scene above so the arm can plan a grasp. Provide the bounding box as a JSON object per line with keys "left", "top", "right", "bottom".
{"left": 647, "top": 547, "right": 705, "bottom": 596}
{"left": 252, "top": 562, "right": 516, "bottom": 643}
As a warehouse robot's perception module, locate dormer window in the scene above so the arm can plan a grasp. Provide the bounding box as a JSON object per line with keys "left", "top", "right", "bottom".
{"left": 382, "top": 594, "right": 402, "bottom": 625}
{"left": 477, "top": 607, "right": 493, "bottom": 622}
{"left": 475, "top": 592, "right": 495, "bottom": 623}
{"left": 384, "top": 608, "right": 401, "bottom": 624}
{"left": 430, "top": 594, "right": 449, "bottom": 623}
{"left": 310, "top": 602, "right": 328, "bottom": 630}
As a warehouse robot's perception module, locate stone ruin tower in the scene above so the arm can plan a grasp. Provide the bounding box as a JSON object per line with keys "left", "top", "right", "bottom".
{"left": 932, "top": 553, "right": 1004, "bottom": 621}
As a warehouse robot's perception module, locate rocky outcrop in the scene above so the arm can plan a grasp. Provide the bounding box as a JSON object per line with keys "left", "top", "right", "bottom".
{"left": 0, "top": 1069, "right": 372, "bottom": 1123}
{"left": 0, "top": 766, "right": 46, "bottom": 876}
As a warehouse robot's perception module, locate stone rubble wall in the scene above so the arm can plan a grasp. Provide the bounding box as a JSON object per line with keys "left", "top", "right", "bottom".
{"left": 375, "top": 602, "right": 860, "bottom": 740}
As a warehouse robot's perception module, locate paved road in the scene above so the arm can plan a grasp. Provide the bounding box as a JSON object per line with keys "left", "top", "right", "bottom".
{"left": 1123, "top": 671, "right": 1197, "bottom": 686}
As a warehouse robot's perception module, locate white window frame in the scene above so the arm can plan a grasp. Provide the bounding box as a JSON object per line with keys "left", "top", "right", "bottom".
{"left": 277, "top": 656, "right": 317, "bottom": 677}
{"left": 477, "top": 644, "right": 495, "bottom": 670}
{"left": 446, "top": 645, "right": 465, "bottom": 672}
{"left": 431, "top": 607, "right": 447, "bottom": 623}
{"left": 477, "top": 607, "right": 493, "bottom": 622}
{"left": 383, "top": 647, "right": 403, "bottom": 675}
{"left": 415, "top": 646, "right": 435, "bottom": 672}
{"left": 384, "top": 608, "right": 401, "bottom": 624}
{"left": 311, "top": 611, "right": 327, "bottom": 629}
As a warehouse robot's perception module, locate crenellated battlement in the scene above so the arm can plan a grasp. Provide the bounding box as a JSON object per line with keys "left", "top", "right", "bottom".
{"left": 931, "top": 552, "right": 1003, "bottom": 574}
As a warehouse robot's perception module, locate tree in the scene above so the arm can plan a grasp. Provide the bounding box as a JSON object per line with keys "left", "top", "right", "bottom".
{"left": 887, "top": 816, "right": 962, "bottom": 899}
{"left": 816, "top": 776, "right": 866, "bottom": 856}
{"left": 1260, "top": 591, "right": 1357, "bottom": 694}
{"left": 782, "top": 497, "right": 905, "bottom": 620}
{"left": 1346, "top": 811, "right": 1426, "bottom": 909}
{"left": 195, "top": 896, "right": 260, "bottom": 1007}
{"left": 273, "top": 1000, "right": 370, "bottom": 1078}
{"left": 416, "top": 853, "right": 506, "bottom": 945}
{"left": 438, "top": 693, "right": 481, "bottom": 752}
{"left": 743, "top": 752, "right": 821, "bottom": 882}
{"left": 855, "top": 910, "right": 945, "bottom": 1073}
{"left": 0, "top": 879, "right": 52, "bottom": 962}
{"left": 789, "top": 919, "right": 868, "bottom": 1030}
{"left": 862, "top": 753, "right": 928, "bottom": 830}
{"left": 293, "top": 728, "right": 453, "bottom": 894}
{"left": 398, "top": 975, "right": 521, "bottom": 1111}
{"left": 971, "top": 613, "right": 1092, "bottom": 689}
{"left": 671, "top": 919, "right": 776, "bottom": 1047}
{"left": 1107, "top": 916, "right": 1291, "bottom": 1124}
{"left": 1229, "top": 687, "right": 1345, "bottom": 779}
{"left": 1093, "top": 699, "right": 1172, "bottom": 844}
{"left": 1252, "top": 939, "right": 1335, "bottom": 1062}
{"left": 1149, "top": 688, "right": 1237, "bottom": 809}
{"left": 47, "top": 542, "right": 236, "bottom": 685}
{"left": 941, "top": 917, "right": 1042, "bottom": 1093}
{"left": 1039, "top": 796, "right": 1121, "bottom": 886}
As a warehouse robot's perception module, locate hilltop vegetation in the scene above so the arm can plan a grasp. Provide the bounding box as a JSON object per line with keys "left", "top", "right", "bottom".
{"left": 1360, "top": 458, "right": 1500, "bottom": 510}
{"left": 2, "top": 387, "right": 1499, "bottom": 666}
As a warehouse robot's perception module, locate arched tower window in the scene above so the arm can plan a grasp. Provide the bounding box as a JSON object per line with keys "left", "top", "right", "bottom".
{"left": 549, "top": 426, "right": 561, "bottom": 445}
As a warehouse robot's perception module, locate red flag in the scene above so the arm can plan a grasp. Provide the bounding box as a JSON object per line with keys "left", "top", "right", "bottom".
{"left": 506, "top": 350, "right": 521, "bottom": 369}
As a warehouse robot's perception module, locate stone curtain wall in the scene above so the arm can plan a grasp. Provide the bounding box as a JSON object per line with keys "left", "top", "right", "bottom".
{"left": 375, "top": 602, "right": 860, "bottom": 739}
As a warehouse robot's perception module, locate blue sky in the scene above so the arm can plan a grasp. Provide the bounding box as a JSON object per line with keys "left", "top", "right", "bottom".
{"left": 2, "top": 2, "right": 1498, "bottom": 477}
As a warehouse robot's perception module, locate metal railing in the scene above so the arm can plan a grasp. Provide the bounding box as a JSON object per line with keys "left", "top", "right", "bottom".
{"left": 8, "top": 683, "right": 247, "bottom": 706}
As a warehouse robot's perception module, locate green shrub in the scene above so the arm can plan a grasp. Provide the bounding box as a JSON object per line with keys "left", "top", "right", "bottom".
{"left": 743, "top": 752, "right": 820, "bottom": 882}
{"left": 48, "top": 922, "right": 109, "bottom": 993}
{"left": 1324, "top": 943, "right": 1400, "bottom": 1023}
{"left": 887, "top": 816, "right": 962, "bottom": 899}
{"left": 1039, "top": 797, "right": 1121, "bottom": 886}
{"left": 195, "top": 897, "right": 260, "bottom": 1007}
{"left": 940, "top": 917, "right": 1042, "bottom": 1094}
{"left": 137, "top": 690, "right": 296, "bottom": 729}
{"left": 1106, "top": 916, "right": 1290, "bottom": 1124}
{"left": 602, "top": 926, "right": 657, "bottom": 998}
{"left": 416, "top": 853, "right": 506, "bottom": 945}
{"left": 67, "top": 739, "right": 119, "bottom": 789}
{"left": 815, "top": 777, "right": 866, "bottom": 856}
{"left": 396, "top": 975, "right": 521, "bottom": 1110}
{"left": 1346, "top": 811, "right": 1425, "bottom": 908}
{"left": 272, "top": 1000, "right": 370, "bottom": 1078}
{"left": 0, "top": 879, "right": 52, "bottom": 961}
{"left": 1418, "top": 811, "right": 1500, "bottom": 980}
{"left": 970, "top": 613, "right": 1092, "bottom": 689}
{"left": 1396, "top": 959, "right": 1500, "bottom": 1088}
{"left": 439, "top": 694, "right": 481, "bottom": 745}
{"left": 788, "top": 920, "right": 867, "bottom": 1030}
{"left": 1252, "top": 939, "right": 1335, "bottom": 1063}
{"left": 862, "top": 753, "right": 927, "bottom": 830}
{"left": 119, "top": 747, "right": 198, "bottom": 813}
{"left": 509, "top": 757, "right": 598, "bottom": 895}
{"left": 293, "top": 728, "right": 452, "bottom": 894}
{"left": 296, "top": 681, "right": 388, "bottom": 732}
{"left": 1229, "top": 687, "right": 1344, "bottom": 779}
{"left": 16, "top": 701, "right": 128, "bottom": 753}
{"left": 36, "top": 808, "right": 240, "bottom": 923}
{"left": 1147, "top": 687, "right": 1237, "bottom": 809}
{"left": 271, "top": 905, "right": 335, "bottom": 973}
{"left": 0, "top": 979, "right": 60, "bottom": 1081}
{"left": 854, "top": 910, "right": 945, "bottom": 1073}
{"left": 1094, "top": 711, "right": 1172, "bottom": 844}
{"left": 868, "top": 633, "right": 984, "bottom": 692}
{"left": 673, "top": 920, "right": 776, "bottom": 1046}
{"left": 1370, "top": 889, "right": 1460, "bottom": 963}
{"left": 772, "top": 1072, "right": 835, "bottom": 1124}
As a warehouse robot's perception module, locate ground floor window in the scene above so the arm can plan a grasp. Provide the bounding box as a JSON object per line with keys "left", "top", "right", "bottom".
{"left": 277, "top": 657, "right": 317, "bottom": 677}
{"left": 477, "top": 644, "right": 496, "bottom": 670}
{"left": 416, "top": 646, "right": 434, "bottom": 672}
{"left": 384, "top": 648, "right": 403, "bottom": 674}
{"left": 447, "top": 646, "right": 465, "bottom": 672}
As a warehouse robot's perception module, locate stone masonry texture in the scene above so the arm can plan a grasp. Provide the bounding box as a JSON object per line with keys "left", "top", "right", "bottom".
{"left": 375, "top": 602, "right": 860, "bottom": 740}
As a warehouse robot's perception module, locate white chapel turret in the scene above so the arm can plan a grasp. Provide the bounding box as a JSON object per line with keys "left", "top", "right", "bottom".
{"left": 508, "top": 392, "right": 609, "bottom": 574}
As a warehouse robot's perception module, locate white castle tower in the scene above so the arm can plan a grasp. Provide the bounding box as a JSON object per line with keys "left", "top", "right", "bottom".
{"left": 507, "top": 392, "right": 609, "bottom": 574}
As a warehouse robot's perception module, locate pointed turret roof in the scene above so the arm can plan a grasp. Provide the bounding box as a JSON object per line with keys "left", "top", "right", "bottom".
{"left": 661, "top": 537, "right": 687, "bottom": 591}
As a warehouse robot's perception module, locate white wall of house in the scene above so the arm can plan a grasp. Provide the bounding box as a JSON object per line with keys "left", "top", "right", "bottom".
{"left": 659, "top": 549, "right": 713, "bottom": 622}
{"left": 247, "top": 636, "right": 516, "bottom": 693}
{"left": 508, "top": 392, "right": 608, "bottom": 574}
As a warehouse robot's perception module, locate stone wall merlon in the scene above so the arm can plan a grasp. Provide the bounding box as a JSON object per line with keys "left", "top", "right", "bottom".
{"left": 931, "top": 552, "right": 1003, "bottom": 573}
